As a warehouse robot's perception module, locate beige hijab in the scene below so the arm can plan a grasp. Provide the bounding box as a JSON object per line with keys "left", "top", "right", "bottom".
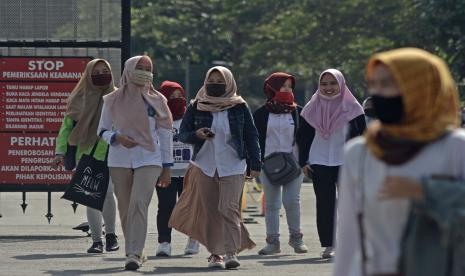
{"left": 195, "top": 66, "right": 246, "bottom": 112}
{"left": 103, "top": 56, "right": 172, "bottom": 152}
{"left": 66, "top": 58, "right": 116, "bottom": 148}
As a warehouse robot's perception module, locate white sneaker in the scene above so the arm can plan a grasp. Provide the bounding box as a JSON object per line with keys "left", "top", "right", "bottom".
{"left": 125, "top": 254, "right": 146, "bottom": 270}
{"left": 184, "top": 238, "right": 200, "bottom": 255}
{"left": 207, "top": 254, "right": 225, "bottom": 269}
{"left": 321, "top": 246, "right": 334, "bottom": 259}
{"left": 224, "top": 254, "right": 240, "bottom": 269}
{"left": 156, "top": 242, "right": 172, "bottom": 257}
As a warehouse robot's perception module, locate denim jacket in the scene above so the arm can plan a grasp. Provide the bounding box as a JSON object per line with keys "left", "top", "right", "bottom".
{"left": 400, "top": 177, "right": 465, "bottom": 276}
{"left": 178, "top": 101, "right": 262, "bottom": 172}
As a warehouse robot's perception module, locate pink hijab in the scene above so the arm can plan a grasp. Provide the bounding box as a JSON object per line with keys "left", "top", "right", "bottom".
{"left": 301, "top": 69, "right": 363, "bottom": 139}
{"left": 103, "top": 56, "right": 172, "bottom": 152}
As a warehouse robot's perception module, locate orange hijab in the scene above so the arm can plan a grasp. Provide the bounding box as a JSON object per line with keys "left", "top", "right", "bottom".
{"left": 365, "top": 48, "right": 459, "bottom": 162}
{"left": 103, "top": 56, "right": 172, "bottom": 152}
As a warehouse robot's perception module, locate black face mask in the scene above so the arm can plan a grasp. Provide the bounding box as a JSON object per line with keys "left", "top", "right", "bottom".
{"left": 205, "top": 83, "right": 226, "bottom": 97}
{"left": 372, "top": 95, "right": 404, "bottom": 124}
{"left": 364, "top": 108, "right": 377, "bottom": 118}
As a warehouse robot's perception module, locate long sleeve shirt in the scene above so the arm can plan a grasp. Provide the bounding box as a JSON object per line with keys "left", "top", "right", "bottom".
{"left": 97, "top": 101, "right": 173, "bottom": 169}
{"left": 191, "top": 110, "right": 246, "bottom": 177}
{"left": 334, "top": 130, "right": 465, "bottom": 276}
{"left": 55, "top": 115, "right": 108, "bottom": 161}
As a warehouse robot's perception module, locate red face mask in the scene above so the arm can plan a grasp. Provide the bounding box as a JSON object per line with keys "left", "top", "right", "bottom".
{"left": 273, "top": 91, "right": 294, "bottom": 104}
{"left": 168, "top": 98, "right": 187, "bottom": 120}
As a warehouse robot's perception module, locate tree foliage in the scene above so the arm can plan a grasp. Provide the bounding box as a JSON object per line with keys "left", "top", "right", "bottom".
{"left": 132, "top": 0, "right": 465, "bottom": 108}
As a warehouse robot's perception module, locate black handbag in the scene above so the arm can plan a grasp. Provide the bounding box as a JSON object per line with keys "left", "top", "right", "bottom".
{"left": 62, "top": 133, "right": 109, "bottom": 211}
{"left": 262, "top": 109, "right": 301, "bottom": 186}
{"left": 263, "top": 152, "right": 301, "bottom": 186}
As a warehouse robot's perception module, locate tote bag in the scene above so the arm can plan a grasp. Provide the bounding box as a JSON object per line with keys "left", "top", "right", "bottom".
{"left": 62, "top": 134, "right": 109, "bottom": 211}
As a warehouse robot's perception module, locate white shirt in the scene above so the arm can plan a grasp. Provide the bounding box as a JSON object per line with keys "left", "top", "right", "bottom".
{"left": 264, "top": 113, "right": 297, "bottom": 158}
{"left": 334, "top": 130, "right": 465, "bottom": 276}
{"left": 97, "top": 101, "right": 173, "bottom": 169}
{"left": 308, "top": 125, "right": 348, "bottom": 166}
{"left": 191, "top": 110, "right": 246, "bottom": 177}
{"left": 172, "top": 119, "right": 193, "bottom": 177}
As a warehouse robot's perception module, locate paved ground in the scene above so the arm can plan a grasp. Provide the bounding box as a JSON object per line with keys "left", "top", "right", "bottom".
{"left": 0, "top": 182, "right": 333, "bottom": 275}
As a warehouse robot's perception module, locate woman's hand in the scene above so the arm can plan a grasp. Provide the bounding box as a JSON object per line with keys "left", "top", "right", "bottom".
{"left": 249, "top": 170, "right": 260, "bottom": 178}
{"left": 115, "top": 134, "right": 138, "bottom": 148}
{"left": 50, "top": 155, "right": 64, "bottom": 170}
{"left": 302, "top": 164, "right": 313, "bottom": 178}
{"left": 378, "top": 176, "right": 424, "bottom": 200}
{"left": 195, "top": 127, "right": 214, "bottom": 140}
{"left": 157, "top": 168, "right": 171, "bottom": 188}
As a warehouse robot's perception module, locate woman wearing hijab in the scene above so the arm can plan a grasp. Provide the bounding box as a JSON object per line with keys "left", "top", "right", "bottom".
{"left": 298, "top": 69, "right": 366, "bottom": 258}
{"left": 334, "top": 48, "right": 465, "bottom": 276}
{"left": 97, "top": 55, "right": 173, "bottom": 270}
{"left": 154, "top": 81, "right": 199, "bottom": 257}
{"left": 252, "top": 72, "right": 308, "bottom": 255}
{"left": 52, "top": 58, "right": 119, "bottom": 254}
{"left": 169, "top": 66, "right": 261, "bottom": 269}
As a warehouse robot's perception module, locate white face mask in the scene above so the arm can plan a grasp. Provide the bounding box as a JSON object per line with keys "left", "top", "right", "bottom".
{"left": 130, "top": 69, "right": 153, "bottom": 86}
{"left": 319, "top": 91, "right": 342, "bottom": 100}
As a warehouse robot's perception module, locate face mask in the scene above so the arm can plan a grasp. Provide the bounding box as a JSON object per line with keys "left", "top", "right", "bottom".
{"left": 372, "top": 95, "right": 404, "bottom": 124}
{"left": 168, "top": 98, "right": 187, "bottom": 120}
{"left": 273, "top": 91, "right": 294, "bottom": 104}
{"left": 130, "top": 70, "right": 153, "bottom": 86}
{"left": 319, "top": 92, "right": 341, "bottom": 100}
{"left": 205, "top": 83, "right": 226, "bottom": 97}
{"left": 364, "top": 108, "right": 376, "bottom": 118}
{"left": 91, "top": 73, "right": 112, "bottom": 86}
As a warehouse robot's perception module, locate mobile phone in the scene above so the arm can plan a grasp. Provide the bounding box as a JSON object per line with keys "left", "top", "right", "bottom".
{"left": 205, "top": 129, "right": 215, "bottom": 138}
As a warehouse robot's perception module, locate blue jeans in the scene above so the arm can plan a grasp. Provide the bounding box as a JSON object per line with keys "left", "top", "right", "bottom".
{"left": 260, "top": 171, "right": 304, "bottom": 242}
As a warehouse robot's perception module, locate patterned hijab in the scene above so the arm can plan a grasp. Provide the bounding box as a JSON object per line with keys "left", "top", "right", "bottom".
{"left": 365, "top": 48, "right": 459, "bottom": 164}
{"left": 264, "top": 72, "right": 297, "bottom": 114}
{"left": 66, "top": 58, "right": 116, "bottom": 148}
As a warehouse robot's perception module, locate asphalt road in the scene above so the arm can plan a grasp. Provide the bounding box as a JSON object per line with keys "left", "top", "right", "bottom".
{"left": 0, "top": 182, "right": 333, "bottom": 275}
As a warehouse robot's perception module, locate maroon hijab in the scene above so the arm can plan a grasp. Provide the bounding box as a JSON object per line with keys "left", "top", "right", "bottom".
{"left": 264, "top": 72, "right": 297, "bottom": 114}
{"left": 159, "top": 81, "right": 186, "bottom": 120}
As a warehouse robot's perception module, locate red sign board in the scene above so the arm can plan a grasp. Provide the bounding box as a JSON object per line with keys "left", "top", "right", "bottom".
{"left": 0, "top": 133, "right": 73, "bottom": 184}
{"left": 0, "top": 57, "right": 91, "bottom": 187}
{"left": 0, "top": 82, "right": 76, "bottom": 131}
{"left": 0, "top": 57, "right": 89, "bottom": 82}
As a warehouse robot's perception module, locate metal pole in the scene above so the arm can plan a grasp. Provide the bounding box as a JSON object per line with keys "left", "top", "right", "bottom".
{"left": 121, "top": 0, "right": 131, "bottom": 69}
{"left": 185, "top": 57, "right": 190, "bottom": 100}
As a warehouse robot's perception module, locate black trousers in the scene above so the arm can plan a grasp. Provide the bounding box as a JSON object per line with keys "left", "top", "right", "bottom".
{"left": 156, "top": 176, "right": 184, "bottom": 243}
{"left": 311, "top": 165, "right": 340, "bottom": 247}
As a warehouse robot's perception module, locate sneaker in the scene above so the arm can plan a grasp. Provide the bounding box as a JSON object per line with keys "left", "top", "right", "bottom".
{"left": 258, "top": 241, "right": 281, "bottom": 255}
{"left": 224, "top": 254, "right": 240, "bottom": 269}
{"left": 87, "top": 241, "right": 103, "bottom": 253}
{"left": 184, "top": 238, "right": 200, "bottom": 255}
{"left": 156, "top": 242, "right": 172, "bottom": 257}
{"left": 207, "top": 254, "right": 225, "bottom": 269}
{"left": 289, "top": 234, "right": 308, "bottom": 254}
{"left": 321, "top": 247, "right": 334, "bottom": 259}
{"left": 125, "top": 253, "right": 147, "bottom": 271}
{"left": 105, "top": 233, "right": 119, "bottom": 252}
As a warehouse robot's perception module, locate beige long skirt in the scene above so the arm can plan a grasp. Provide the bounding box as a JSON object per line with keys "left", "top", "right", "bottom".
{"left": 169, "top": 165, "right": 256, "bottom": 255}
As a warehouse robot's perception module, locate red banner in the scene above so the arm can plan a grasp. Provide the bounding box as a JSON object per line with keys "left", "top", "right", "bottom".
{"left": 0, "top": 133, "right": 73, "bottom": 184}
{"left": 0, "top": 82, "right": 76, "bottom": 131}
{"left": 0, "top": 57, "right": 89, "bottom": 82}
{"left": 0, "top": 56, "right": 91, "bottom": 186}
